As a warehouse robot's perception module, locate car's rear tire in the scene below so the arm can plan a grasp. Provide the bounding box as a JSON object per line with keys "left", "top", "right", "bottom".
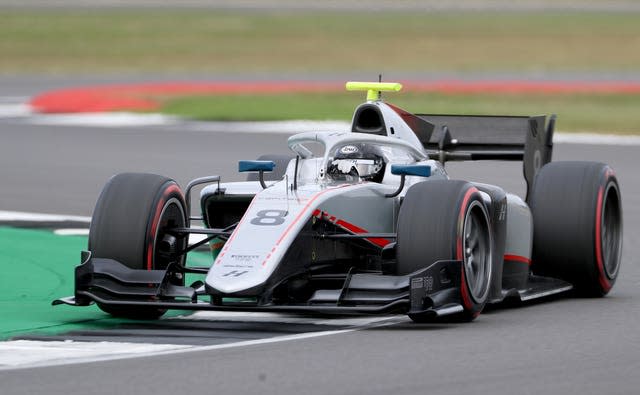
{"left": 530, "top": 161, "right": 622, "bottom": 296}
{"left": 396, "top": 180, "right": 493, "bottom": 322}
{"left": 246, "top": 154, "right": 293, "bottom": 181}
{"left": 89, "top": 173, "right": 188, "bottom": 319}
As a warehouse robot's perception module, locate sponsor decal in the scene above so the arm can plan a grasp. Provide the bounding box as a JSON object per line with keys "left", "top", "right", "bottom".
{"left": 222, "top": 270, "right": 249, "bottom": 277}
{"left": 339, "top": 145, "right": 359, "bottom": 155}
{"left": 230, "top": 254, "right": 260, "bottom": 262}
{"left": 411, "top": 276, "right": 434, "bottom": 292}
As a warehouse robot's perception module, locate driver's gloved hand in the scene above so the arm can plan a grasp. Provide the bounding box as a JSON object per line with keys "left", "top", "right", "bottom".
{"left": 332, "top": 159, "right": 357, "bottom": 174}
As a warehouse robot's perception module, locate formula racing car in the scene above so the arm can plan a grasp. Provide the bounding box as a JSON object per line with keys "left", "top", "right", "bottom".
{"left": 54, "top": 81, "right": 623, "bottom": 322}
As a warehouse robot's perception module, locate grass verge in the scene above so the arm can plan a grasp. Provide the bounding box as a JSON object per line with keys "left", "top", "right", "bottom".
{"left": 161, "top": 92, "right": 640, "bottom": 134}
{"left": 1, "top": 11, "right": 639, "bottom": 73}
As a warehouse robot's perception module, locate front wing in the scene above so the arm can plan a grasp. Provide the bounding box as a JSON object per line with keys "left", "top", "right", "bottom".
{"left": 54, "top": 252, "right": 574, "bottom": 317}
{"left": 53, "top": 251, "right": 469, "bottom": 318}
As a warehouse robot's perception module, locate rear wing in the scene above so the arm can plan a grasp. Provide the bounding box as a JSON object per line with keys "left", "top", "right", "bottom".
{"left": 416, "top": 114, "right": 555, "bottom": 202}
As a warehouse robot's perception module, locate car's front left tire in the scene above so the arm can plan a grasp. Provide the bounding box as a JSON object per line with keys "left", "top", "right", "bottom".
{"left": 396, "top": 180, "right": 493, "bottom": 322}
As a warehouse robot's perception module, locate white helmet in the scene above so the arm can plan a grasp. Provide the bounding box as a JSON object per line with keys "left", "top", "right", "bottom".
{"left": 328, "top": 143, "right": 386, "bottom": 182}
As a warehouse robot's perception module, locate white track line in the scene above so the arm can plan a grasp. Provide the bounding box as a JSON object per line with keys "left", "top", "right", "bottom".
{"left": 22, "top": 113, "right": 350, "bottom": 133}
{"left": 0, "top": 340, "right": 193, "bottom": 369}
{"left": 0, "top": 103, "right": 32, "bottom": 117}
{"left": 0, "top": 316, "right": 404, "bottom": 370}
{"left": 182, "top": 119, "right": 351, "bottom": 134}
{"left": 0, "top": 210, "right": 90, "bottom": 223}
{"left": 27, "top": 112, "right": 180, "bottom": 127}
{"left": 52, "top": 228, "right": 90, "bottom": 236}
{"left": 554, "top": 132, "right": 640, "bottom": 146}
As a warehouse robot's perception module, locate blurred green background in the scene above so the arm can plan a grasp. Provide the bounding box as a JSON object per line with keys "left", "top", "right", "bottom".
{"left": 1, "top": 7, "right": 639, "bottom": 132}
{"left": 2, "top": 11, "right": 638, "bottom": 73}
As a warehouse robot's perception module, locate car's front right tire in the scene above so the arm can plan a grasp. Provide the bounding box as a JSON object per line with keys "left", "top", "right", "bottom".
{"left": 89, "top": 173, "right": 188, "bottom": 319}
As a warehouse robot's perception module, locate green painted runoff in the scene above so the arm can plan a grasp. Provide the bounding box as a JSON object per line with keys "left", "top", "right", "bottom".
{"left": 0, "top": 227, "right": 211, "bottom": 340}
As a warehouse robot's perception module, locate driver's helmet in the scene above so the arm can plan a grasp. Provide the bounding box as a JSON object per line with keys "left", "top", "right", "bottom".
{"left": 327, "top": 143, "right": 386, "bottom": 183}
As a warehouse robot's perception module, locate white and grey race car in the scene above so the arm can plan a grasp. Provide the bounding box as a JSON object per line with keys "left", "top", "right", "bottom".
{"left": 55, "top": 82, "right": 623, "bottom": 322}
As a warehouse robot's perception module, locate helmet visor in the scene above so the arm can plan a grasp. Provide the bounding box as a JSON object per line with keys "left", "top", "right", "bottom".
{"left": 330, "top": 158, "right": 381, "bottom": 178}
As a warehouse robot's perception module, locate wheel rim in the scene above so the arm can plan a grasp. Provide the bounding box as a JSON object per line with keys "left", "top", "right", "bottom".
{"left": 153, "top": 197, "right": 187, "bottom": 271}
{"left": 601, "top": 183, "right": 622, "bottom": 279}
{"left": 462, "top": 201, "right": 492, "bottom": 303}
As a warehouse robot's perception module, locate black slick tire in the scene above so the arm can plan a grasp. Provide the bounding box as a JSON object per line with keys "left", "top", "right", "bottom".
{"left": 396, "top": 180, "right": 493, "bottom": 322}
{"left": 89, "top": 173, "right": 188, "bottom": 319}
{"left": 530, "top": 161, "right": 622, "bottom": 296}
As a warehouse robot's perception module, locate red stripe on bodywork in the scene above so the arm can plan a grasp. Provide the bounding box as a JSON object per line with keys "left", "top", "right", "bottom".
{"left": 503, "top": 254, "right": 532, "bottom": 265}
{"left": 214, "top": 192, "right": 261, "bottom": 265}
{"left": 257, "top": 184, "right": 355, "bottom": 267}
{"left": 334, "top": 219, "right": 391, "bottom": 248}
{"left": 274, "top": 184, "right": 352, "bottom": 246}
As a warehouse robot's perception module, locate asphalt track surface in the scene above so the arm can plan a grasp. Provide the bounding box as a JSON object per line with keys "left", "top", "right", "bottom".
{"left": 1, "top": 108, "right": 640, "bottom": 394}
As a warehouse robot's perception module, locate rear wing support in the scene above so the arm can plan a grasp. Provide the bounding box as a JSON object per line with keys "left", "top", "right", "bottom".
{"left": 417, "top": 114, "right": 556, "bottom": 203}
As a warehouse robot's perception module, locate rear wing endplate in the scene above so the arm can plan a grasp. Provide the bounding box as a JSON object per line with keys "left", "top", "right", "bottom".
{"left": 416, "top": 114, "right": 555, "bottom": 202}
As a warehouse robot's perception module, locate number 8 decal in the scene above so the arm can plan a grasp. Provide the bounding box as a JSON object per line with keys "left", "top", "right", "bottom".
{"left": 251, "top": 210, "right": 287, "bottom": 226}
